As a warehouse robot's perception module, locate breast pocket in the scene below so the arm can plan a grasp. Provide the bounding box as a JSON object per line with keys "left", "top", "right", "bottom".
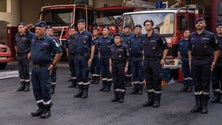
{"left": 150, "top": 40, "right": 158, "bottom": 51}
{"left": 117, "top": 48, "right": 125, "bottom": 59}
{"left": 83, "top": 36, "right": 89, "bottom": 45}
{"left": 41, "top": 42, "right": 50, "bottom": 53}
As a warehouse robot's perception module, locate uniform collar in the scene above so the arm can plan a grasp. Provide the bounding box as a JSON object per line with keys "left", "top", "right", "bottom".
{"left": 135, "top": 34, "right": 141, "bottom": 38}
{"left": 195, "top": 29, "right": 207, "bottom": 35}
{"left": 146, "top": 31, "right": 155, "bottom": 38}
{"left": 115, "top": 43, "right": 122, "bottom": 47}
{"left": 36, "top": 34, "right": 47, "bottom": 40}
{"left": 78, "top": 30, "right": 86, "bottom": 34}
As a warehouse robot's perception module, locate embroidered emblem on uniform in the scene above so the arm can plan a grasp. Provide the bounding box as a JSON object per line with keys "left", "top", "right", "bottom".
{"left": 118, "top": 54, "right": 122, "bottom": 58}
{"left": 83, "top": 40, "right": 86, "bottom": 44}
{"left": 152, "top": 46, "right": 156, "bottom": 50}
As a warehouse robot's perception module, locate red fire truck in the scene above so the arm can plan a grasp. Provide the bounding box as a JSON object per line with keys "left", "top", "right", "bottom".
{"left": 39, "top": 4, "right": 95, "bottom": 57}
{"left": 94, "top": 1, "right": 155, "bottom": 34}
{"left": 122, "top": 2, "right": 212, "bottom": 69}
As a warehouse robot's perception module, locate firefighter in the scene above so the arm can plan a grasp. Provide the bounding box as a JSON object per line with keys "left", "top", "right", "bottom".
{"left": 129, "top": 24, "right": 144, "bottom": 95}
{"left": 74, "top": 19, "right": 95, "bottom": 99}
{"left": 189, "top": 17, "right": 219, "bottom": 114}
{"left": 110, "top": 33, "right": 130, "bottom": 103}
{"left": 153, "top": 27, "right": 160, "bottom": 34}
{"left": 46, "top": 25, "right": 63, "bottom": 94}
{"left": 30, "top": 21, "right": 61, "bottom": 118}
{"left": 66, "top": 25, "right": 77, "bottom": 88}
{"left": 177, "top": 28, "right": 193, "bottom": 92}
{"left": 15, "top": 22, "right": 31, "bottom": 92}
{"left": 211, "top": 22, "right": 222, "bottom": 103}
{"left": 142, "top": 19, "right": 168, "bottom": 108}
{"left": 122, "top": 25, "right": 133, "bottom": 87}
{"left": 98, "top": 26, "right": 113, "bottom": 92}
{"left": 90, "top": 27, "right": 101, "bottom": 84}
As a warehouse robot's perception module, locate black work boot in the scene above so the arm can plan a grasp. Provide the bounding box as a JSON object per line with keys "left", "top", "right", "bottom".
{"left": 118, "top": 91, "right": 125, "bottom": 103}
{"left": 51, "top": 84, "right": 56, "bottom": 94}
{"left": 68, "top": 79, "right": 77, "bottom": 88}
{"left": 74, "top": 88, "right": 83, "bottom": 98}
{"left": 180, "top": 84, "right": 188, "bottom": 92}
{"left": 81, "top": 88, "right": 88, "bottom": 99}
{"left": 24, "top": 82, "right": 30, "bottom": 92}
{"left": 90, "top": 76, "right": 96, "bottom": 84}
{"left": 191, "top": 95, "right": 202, "bottom": 113}
{"left": 104, "top": 81, "right": 112, "bottom": 92}
{"left": 111, "top": 91, "right": 119, "bottom": 102}
{"left": 94, "top": 76, "right": 100, "bottom": 84}
{"left": 138, "top": 84, "right": 143, "bottom": 95}
{"left": 17, "top": 81, "right": 25, "bottom": 92}
{"left": 153, "top": 93, "right": 161, "bottom": 108}
{"left": 99, "top": 81, "right": 106, "bottom": 91}
{"left": 211, "top": 91, "right": 220, "bottom": 103}
{"left": 130, "top": 84, "right": 138, "bottom": 94}
{"left": 201, "top": 95, "right": 209, "bottom": 114}
{"left": 125, "top": 77, "right": 131, "bottom": 87}
{"left": 40, "top": 104, "right": 52, "bottom": 119}
{"left": 31, "top": 102, "right": 44, "bottom": 117}
{"left": 187, "top": 84, "right": 193, "bottom": 92}
{"left": 143, "top": 92, "right": 154, "bottom": 107}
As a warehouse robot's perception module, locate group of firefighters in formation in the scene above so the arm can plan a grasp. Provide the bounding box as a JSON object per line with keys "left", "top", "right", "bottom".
{"left": 14, "top": 16, "right": 222, "bottom": 119}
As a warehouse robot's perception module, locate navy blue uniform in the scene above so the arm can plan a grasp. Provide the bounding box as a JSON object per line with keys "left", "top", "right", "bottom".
{"left": 110, "top": 43, "right": 130, "bottom": 102}
{"left": 129, "top": 34, "right": 144, "bottom": 94}
{"left": 122, "top": 33, "right": 133, "bottom": 86}
{"left": 142, "top": 32, "right": 167, "bottom": 107}
{"left": 98, "top": 35, "right": 113, "bottom": 91}
{"left": 211, "top": 35, "right": 222, "bottom": 102}
{"left": 50, "top": 36, "right": 62, "bottom": 93}
{"left": 90, "top": 35, "right": 101, "bottom": 84}
{"left": 15, "top": 31, "right": 32, "bottom": 90}
{"left": 189, "top": 30, "right": 219, "bottom": 95}
{"left": 66, "top": 35, "right": 77, "bottom": 86}
{"left": 31, "top": 34, "right": 61, "bottom": 106}
{"left": 178, "top": 38, "right": 193, "bottom": 90}
{"left": 74, "top": 30, "right": 94, "bottom": 90}
{"left": 189, "top": 30, "right": 219, "bottom": 113}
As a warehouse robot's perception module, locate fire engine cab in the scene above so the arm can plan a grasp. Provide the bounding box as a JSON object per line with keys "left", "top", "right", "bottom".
{"left": 39, "top": 4, "right": 95, "bottom": 57}
{"left": 95, "top": 0, "right": 155, "bottom": 34}
{"left": 122, "top": 2, "right": 207, "bottom": 69}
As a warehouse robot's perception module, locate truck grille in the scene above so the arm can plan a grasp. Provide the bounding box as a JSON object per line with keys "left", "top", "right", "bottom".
{"left": 53, "top": 30, "right": 67, "bottom": 37}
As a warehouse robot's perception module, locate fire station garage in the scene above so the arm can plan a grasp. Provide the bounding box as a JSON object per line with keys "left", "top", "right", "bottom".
{"left": 0, "top": 0, "right": 220, "bottom": 45}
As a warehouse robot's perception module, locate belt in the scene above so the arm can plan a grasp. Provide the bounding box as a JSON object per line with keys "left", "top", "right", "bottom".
{"left": 100, "top": 53, "right": 109, "bottom": 56}
{"left": 69, "top": 53, "right": 75, "bottom": 56}
{"left": 218, "top": 58, "right": 222, "bottom": 63}
{"left": 75, "top": 53, "right": 89, "bottom": 57}
{"left": 112, "top": 60, "right": 126, "bottom": 64}
{"left": 33, "top": 63, "right": 50, "bottom": 68}
{"left": 181, "top": 55, "right": 188, "bottom": 58}
{"left": 145, "top": 57, "right": 161, "bottom": 61}
{"left": 132, "top": 54, "right": 142, "bottom": 58}
{"left": 193, "top": 56, "right": 210, "bottom": 60}
{"left": 17, "top": 53, "right": 28, "bottom": 56}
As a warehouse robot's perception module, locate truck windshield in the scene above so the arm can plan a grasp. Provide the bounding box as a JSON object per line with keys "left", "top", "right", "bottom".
{"left": 95, "top": 16, "right": 122, "bottom": 26}
{"left": 123, "top": 12, "right": 174, "bottom": 36}
{"left": 41, "top": 9, "right": 73, "bottom": 26}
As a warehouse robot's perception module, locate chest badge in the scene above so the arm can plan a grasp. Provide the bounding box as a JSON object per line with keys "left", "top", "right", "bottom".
{"left": 118, "top": 54, "right": 122, "bottom": 58}
{"left": 83, "top": 40, "right": 86, "bottom": 44}
{"left": 152, "top": 46, "right": 156, "bottom": 50}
